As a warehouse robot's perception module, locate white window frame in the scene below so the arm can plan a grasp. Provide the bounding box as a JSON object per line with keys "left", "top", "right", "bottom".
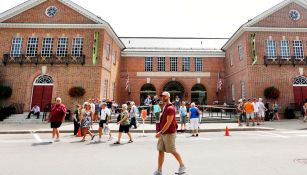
{"left": 293, "top": 40, "right": 304, "bottom": 59}
{"left": 265, "top": 39, "right": 277, "bottom": 59}
{"left": 103, "top": 79, "right": 108, "bottom": 98}
{"left": 113, "top": 51, "right": 117, "bottom": 65}
{"left": 157, "top": 57, "right": 165, "bottom": 72}
{"left": 231, "top": 84, "right": 235, "bottom": 101}
{"left": 230, "top": 53, "right": 233, "bottom": 66}
{"left": 106, "top": 43, "right": 110, "bottom": 60}
{"left": 182, "top": 57, "right": 190, "bottom": 72}
{"left": 145, "top": 57, "right": 153, "bottom": 72}
{"left": 10, "top": 37, "right": 23, "bottom": 57}
{"left": 26, "top": 37, "right": 38, "bottom": 57}
{"left": 56, "top": 37, "right": 68, "bottom": 57}
{"left": 195, "top": 57, "right": 203, "bottom": 72}
{"left": 280, "top": 40, "right": 290, "bottom": 59}
{"left": 170, "top": 57, "right": 178, "bottom": 72}
{"left": 41, "top": 37, "right": 54, "bottom": 57}
{"left": 238, "top": 45, "right": 244, "bottom": 60}
{"left": 72, "top": 37, "right": 83, "bottom": 57}
{"left": 241, "top": 81, "right": 246, "bottom": 99}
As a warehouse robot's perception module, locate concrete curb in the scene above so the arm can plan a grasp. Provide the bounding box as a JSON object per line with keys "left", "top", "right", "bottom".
{"left": 0, "top": 127, "right": 274, "bottom": 134}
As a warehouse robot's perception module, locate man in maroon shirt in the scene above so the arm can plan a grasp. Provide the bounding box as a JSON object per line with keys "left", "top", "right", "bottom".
{"left": 153, "top": 92, "right": 186, "bottom": 175}
{"left": 47, "top": 97, "right": 67, "bottom": 142}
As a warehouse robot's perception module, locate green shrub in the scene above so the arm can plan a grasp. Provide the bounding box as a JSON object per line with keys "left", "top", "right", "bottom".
{"left": 0, "top": 85, "right": 12, "bottom": 100}
{"left": 69, "top": 86, "right": 86, "bottom": 97}
{"left": 264, "top": 86, "right": 280, "bottom": 100}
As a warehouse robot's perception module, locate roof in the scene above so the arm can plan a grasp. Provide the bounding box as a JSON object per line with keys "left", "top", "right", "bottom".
{"left": 120, "top": 37, "right": 227, "bottom": 57}
{"left": 0, "top": 0, "right": 125, "bottom": 49}
{"left": 222, "top": 0, "right": 307, "bottom": 50}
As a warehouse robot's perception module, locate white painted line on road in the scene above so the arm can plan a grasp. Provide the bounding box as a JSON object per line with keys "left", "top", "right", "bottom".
{"left": 256, "top": 131, "right": 289, "bottom": 138}
{"left": 236, "top": 133, "right": 277, "bottom": 137}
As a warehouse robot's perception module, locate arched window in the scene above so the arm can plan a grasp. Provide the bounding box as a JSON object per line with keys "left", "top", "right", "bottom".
{"left": 34, "top": 75, "right": 53, "bottom": 85}
{"left": 163, "top": 81, "right": 185, "bottom": 102}
{"left": 293, "top": 76, "right": 307, "bottom": 86}
{"left": 191, "top": 84, "right": 207, "bottom": 105}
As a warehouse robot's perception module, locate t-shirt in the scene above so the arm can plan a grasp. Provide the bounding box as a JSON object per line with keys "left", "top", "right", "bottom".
{"left": 244, "top": 102, "right": 254, "bottom": 113}
{"left": 120, "top": 111, "right": 130, "bottom": 126}
{"left": 153, "top": 104, "right": 161, "bottom": 113}
{"left": 94, "top": 103, "right": 100, "bottom": 112}
{"left": 253, "top": 102, "right": 259, "bottom": 113}
{"left": 159, "top": 104, "right": 177, "bottom": 134}
{"left": 130, "top": 105, "right": 138, "bottom": 118}
{"left": 74, "top": 109, "right": 80, "bottom": 121}
{"left": 179, "top": 106, "right": 187, "bottom": 116}
{"left": 90, "top": 103, "right": 95, "bottom": 113}
{"left": 100, "top": 108, "right": 111, "bottom": 120}
{"left": 107, "top": 101, "right": 112, "bottom": 109}
{"left": 258, "top": 102, "right": 266, "bottom": 112}
{"left": 189, "top": 107, "right": 199, "bottom": 119}
{"left": 50, "top": 104, "right": 67, "bottom": 122}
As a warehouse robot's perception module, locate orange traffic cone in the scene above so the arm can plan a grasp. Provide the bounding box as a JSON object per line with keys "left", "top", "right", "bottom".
{"left": 225, "top": 126, "right": 230, "bottom": 136}
{"left": 77, "top": 128, "right": 82, "bottom": 137}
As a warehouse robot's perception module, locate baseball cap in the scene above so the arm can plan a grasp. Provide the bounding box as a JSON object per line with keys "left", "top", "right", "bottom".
{"left": 160, "top": 91, "right": 170, "bottom": 97}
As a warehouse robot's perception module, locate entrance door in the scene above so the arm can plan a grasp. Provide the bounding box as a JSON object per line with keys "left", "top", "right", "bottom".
{"left": 31, "top": 86, "right": 53, "bottom": 112}
{"left": 163, "top": 81, "right": 184, "bottom": 102}
{"left": 31, "top": 75, "right": 54, "bottom": 112}
{"left": 293, "top": 76, "right": 307, "bottom": 110}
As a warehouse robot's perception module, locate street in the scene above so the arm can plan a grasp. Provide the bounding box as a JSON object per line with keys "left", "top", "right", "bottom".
{"left": 0, "top": 129, "right": 307, "bottom": 175}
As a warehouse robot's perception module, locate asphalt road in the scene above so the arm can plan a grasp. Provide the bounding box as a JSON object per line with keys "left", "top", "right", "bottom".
{"left": 0, "top": 130, "right": 307, "bottom": 175}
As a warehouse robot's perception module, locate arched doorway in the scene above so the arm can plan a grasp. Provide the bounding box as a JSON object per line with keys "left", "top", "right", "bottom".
{"left": 191, "top": 84, "right": 207, "bottom": 105}
{"left": 31, "top": 75, "right": 53, "bottom": 112}
{"left": 163, "top": 81, "right": 184, "bottom": 102}
{"left": 293, "top": 75, "right": 307, "bottom": 110}
{"left": 140, "top": 83, "right": 156, "bottom": 105}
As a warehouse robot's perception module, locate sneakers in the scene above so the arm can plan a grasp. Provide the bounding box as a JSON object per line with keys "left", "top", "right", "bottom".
{"left": 176, "top": 165, "right": 186, "bottom": 174}
{"left": 153, "top": 170, "right": 162, "bottom": 175}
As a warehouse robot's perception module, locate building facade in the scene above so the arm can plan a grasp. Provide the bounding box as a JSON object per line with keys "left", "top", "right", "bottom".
{"left": 0, "top": 0, "right": 307, "bottom": 112}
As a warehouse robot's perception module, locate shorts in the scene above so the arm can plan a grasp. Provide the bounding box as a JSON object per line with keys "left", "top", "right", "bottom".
{"left": 246, "top": 112, "right": 255, "bottom": 119}
{"left": 99, "top": 120, "right": 107, "bottom": 128}
{"left": 180, "top": 115, "right": 187, "bottom": 124}
{"left": 259, "top": 111, "right": 265, "bottom": 118}
{"left": 119, "top": 125, "right": 130, "bottom": 133}
{"left": 157, "top": 133, "right": 176, "bottom": 153}
{"left": 190, "top": 118, "right": 199, "bottom": 130}
{"left": 50, "top": 122, "right": 62, "bottom": 128}
{"left": 273, "top": 110, "right": 278, "bottom": 113}
{"left": 254, "top": 112, "right": 259, "bottom": 117}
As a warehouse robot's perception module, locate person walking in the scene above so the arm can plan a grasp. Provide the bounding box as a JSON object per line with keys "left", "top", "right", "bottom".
{"left": 47, "top": 97, "right": 67, "bottom": 142}
{"left": 257, "top": 98, "right": 267, "bottom": 124}
{"left": 244, "top": 99, "right": 255, "bottom": 126}
{"left": 237, "top": 99, "right": 244, "bottom": 126}
{"left": 179, "top": 101, "right": 187, "bottom": 131}
{"left": 80, "top": 103, "right": 95, "bottom": 142}
{"left": 188, "top": 102, "right": 200, "bottom": 136}
{"left": 252, "top": 98, "right": 260, "bottom": 125}
{"left": 27, "top": 104, "right": 40, "bottom": 119}
{"left": 272, "top": 101, "right": 280, "bottom": 121}
{"left": 114, "top": 104, "right": 133, "bottom": 144}
{"left": 98, "top": 102, "right": 111, "bottom": 142}
{"left": 175, "top": 96, "right": 180, "bottom": 113}
{"left": 93, "top": 98, "right": 101, "bottom": 122}
{"left": 153, "top": 91, "right": 186, "bottom": 175}
{"left": 129, "top": 101, "right": 138, "bottom": 129}
{"left": 303, "top": 99, "right": 307, "bottom": 122}
{"left": 73, "top": 104, "right": 82, "bottom": 136}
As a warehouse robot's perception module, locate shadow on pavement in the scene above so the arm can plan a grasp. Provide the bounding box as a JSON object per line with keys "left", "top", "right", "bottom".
{"left": 31, "top": 142, "right": 53, "bottom": 146}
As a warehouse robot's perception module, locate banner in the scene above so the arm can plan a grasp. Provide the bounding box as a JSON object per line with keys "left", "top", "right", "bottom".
{"left": 92, "top": 31, "right": 99, "bottom": 65}
{"left": 251, "top": 33, "right": 257, "bottom": 65}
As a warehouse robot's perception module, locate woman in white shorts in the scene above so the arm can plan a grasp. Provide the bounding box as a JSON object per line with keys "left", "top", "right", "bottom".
{"left": 188, "top": 103, "right": 200, "bottom": 137}
{"left": 257, "top": 98, "right": 267, "bottom": 124}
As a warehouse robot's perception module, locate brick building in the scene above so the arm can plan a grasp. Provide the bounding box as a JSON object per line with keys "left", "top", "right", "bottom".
{"left": 0, "top": 0, "right": 307, "bottom": 112}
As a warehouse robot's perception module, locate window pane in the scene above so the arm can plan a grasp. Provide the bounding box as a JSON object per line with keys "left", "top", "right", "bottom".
{"left": 195, "top": 57, "right": 202, "bottom": 72}
{"left": 56, "top": 38, "right": 68, "bottom": 57}
{"left": 182, "top": 57, "right": 190, "bottom": 72}
{"left": 72, "top": 37, "right": 83, "bottom": 57}
{"left": 170, "top": 57, "right": 178, "bottom": 72}
{"left": 26, "top": 37, "right": 38, "bottom": 57}
{"left": 280, "top": 40, "right": 290, "bottom": 59}
{"left": 145, "top": 57, "right": 153, "bottom": 72}
{"left": 10, "top": 37, "right": 23, "bottom": 57}
{"left": 266, "top": 40, "right": 276, "bottom": 58}
{"left": 238, "top": 45, "right": 244, "bottom": 60}
{"left": 293, "top": 40, "right": 304, "bottom": 59}
{"left": 157, "top": 57, "right": 165, "bottom": 72}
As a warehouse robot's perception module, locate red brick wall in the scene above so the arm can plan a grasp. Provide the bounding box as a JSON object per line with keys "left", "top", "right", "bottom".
{"left": 119, "top": 56, "right": 225, "bottom": 105}
{"left": 4, "top": 0, "right": 96, "bottom": 24}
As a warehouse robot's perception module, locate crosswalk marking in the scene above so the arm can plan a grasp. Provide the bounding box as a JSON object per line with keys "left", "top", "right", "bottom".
{"left": 256, "top": 131, "right": 289, "bottom": 138}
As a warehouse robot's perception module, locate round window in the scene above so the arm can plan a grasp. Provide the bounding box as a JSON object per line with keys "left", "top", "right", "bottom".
{"left": 45, "top": 6, "right": 58, "bottom": 17}
{"left": 289, "top": 10, "right": 300, "bottom": 21}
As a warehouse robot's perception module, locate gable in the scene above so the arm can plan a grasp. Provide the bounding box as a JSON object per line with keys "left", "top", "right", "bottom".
{"left": 252, "top": 2, "right": 307, "bottom": 28}
{"left": 3, "top": 0, "right": 96, "bottom": 24}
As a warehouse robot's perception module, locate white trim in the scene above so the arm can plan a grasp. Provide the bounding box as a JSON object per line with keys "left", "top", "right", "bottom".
{"left": 136, "top": 72, "right": 211, "bottom": 77}
{"left": 121, "top": 50, "right": 225, "bottom": 57}
{"left": 0, "top": 23, "right": 125, "bottom": 49}
{"left": 222, "top": 0, "right": 307, "bottom": 50}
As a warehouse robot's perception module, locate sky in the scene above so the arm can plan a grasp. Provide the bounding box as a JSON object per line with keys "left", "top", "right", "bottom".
{"left": 0, "top": 0, "right": 284, "bottom": 38}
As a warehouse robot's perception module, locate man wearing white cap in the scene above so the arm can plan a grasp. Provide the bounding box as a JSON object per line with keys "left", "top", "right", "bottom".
{"left": 98, "top": 102, "right": 111, "bottom": 142}
{"left": 258, "top": 98, "right": 267, "bottom": 124}
{"left": 153, "top": 91, "right": 186, "bottom": 175}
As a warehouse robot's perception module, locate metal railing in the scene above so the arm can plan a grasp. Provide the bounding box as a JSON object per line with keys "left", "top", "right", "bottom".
{"left": 264, "top": 56, "right": 307, "bottom": 66}
{"left": 2, "top": 54, "right": 85, "bottom": 66}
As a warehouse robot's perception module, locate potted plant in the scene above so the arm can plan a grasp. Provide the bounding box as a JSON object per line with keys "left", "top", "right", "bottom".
{"left": 69, "top": 86, "right": 86, "bottom": 98}
{"left": 264, "top": 86, "right": 280, "bottom": 100}
{"left": 0, "top": 85, "right": 12, "bottom": 100}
